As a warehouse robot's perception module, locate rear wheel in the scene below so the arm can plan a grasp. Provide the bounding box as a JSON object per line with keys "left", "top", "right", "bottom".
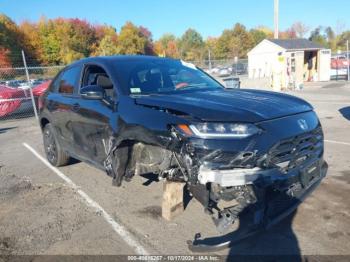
{"left": 43, "top": 123, "right": 70, "bottom": 166}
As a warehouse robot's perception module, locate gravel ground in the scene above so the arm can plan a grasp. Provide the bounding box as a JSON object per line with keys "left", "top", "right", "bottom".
{"left": 0, "top": 81, "right": 350, "bottom": 258}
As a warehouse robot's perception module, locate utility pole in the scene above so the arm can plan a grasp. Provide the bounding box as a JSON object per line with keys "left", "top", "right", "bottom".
{"left": 347, "top": 40, "right": 349, "bottom": 81}
{"left": 274, "top": 0, "right": 279, "bottom": 39}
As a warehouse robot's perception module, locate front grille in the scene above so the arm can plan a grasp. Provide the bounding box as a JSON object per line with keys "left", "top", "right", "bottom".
{"left": 265, "top": 127, "right": 323, "bottom": 172}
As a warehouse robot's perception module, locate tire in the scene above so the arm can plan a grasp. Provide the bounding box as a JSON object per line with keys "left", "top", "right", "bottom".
{"left": 43, "top": 123, "right": 70, "bottom": 166}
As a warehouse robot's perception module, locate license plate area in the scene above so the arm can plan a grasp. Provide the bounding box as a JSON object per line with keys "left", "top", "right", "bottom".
{"left": 300, "top": 160, "right": 321, "bottom": 188}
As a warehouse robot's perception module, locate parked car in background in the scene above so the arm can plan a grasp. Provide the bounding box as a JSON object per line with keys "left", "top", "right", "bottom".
{"left": 0, "top": 80, "right": 51, "bottom": 117}
{"left": 218, "top": 67, "right": 231, "bottom": 77}
{"left": 0, "top": 85, "right": 30, "bottom": 117}
{"left": 331, "top": 56, "right": 349, "bottom": 79}
{"left": 5, "top": 80, "right": 21, "bottom": 88}
{"left": 231, "top": 63, "right": 247, "bottom": 75}
{"left": 32, "top": 80, "right": 51, "bottom": 97}
{"left": 209, "top": 67, "right": 221, "bottom": 75}
{"left": 331, "top": 55, "right": 349, "bottom": 68}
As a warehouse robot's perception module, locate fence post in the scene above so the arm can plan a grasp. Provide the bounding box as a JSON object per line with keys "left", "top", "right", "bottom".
{"left": 347, "top": 40, "right": 349, "bottom": 82}
{"left": 21, "top": 50, "right": 39, "bottom": 121}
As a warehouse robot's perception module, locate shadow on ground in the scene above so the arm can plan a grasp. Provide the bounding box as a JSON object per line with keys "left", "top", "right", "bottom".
{"left": 0, "top": 127, "right": 17, "bottom": 134}
{"left": 189, "top": 184, "right": 302, "bottom": 260}
{"left": 227, "top": 211, "right": 301, "bottom": 260}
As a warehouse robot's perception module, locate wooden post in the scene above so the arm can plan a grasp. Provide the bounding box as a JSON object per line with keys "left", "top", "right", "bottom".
{"left": 162, "top": 181, "right": 185, "bottom": 221}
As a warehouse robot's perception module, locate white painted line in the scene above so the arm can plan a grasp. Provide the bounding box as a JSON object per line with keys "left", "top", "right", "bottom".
{"left": 22, "top": 142, "right": 149, "bottom": 255}
{"left": 325, "top": 140, "right": 350, "bottom": 146}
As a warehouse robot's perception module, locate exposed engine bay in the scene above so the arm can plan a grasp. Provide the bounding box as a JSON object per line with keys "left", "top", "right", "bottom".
{"left": 102, "top": 119, "right": 327, "bottom": 251}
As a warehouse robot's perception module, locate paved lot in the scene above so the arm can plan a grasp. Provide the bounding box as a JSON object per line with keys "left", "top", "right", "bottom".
{"left": 0, "top": 81, "right": 350, "bottom": 257}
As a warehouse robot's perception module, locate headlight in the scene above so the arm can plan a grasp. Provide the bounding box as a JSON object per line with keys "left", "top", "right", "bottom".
{"left": 178, "top": 123, "right": 261, "bottom": 138}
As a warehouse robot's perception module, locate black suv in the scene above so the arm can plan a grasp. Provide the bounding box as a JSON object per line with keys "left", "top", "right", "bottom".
{"left": 39, "top": 56, "right": 327, "bottom": 251}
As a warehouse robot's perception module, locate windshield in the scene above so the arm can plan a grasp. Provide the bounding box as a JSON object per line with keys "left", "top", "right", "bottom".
{"left": 114, "top": 59, "right": 223, "bottom": 95}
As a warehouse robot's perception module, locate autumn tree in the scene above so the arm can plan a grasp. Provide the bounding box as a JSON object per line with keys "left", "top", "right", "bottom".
{"left": 0, "top": 47, "right": 14, "bottom": 77}
{"left": 116, "top": 22, "right": 151, "bottom": 55}
{"left": 37, "top": 18, "right": 63, "bottom": 64}
{"left": 291, "top": 22, "right": 310, "bottom": 38}
{"left": 19, "top": 21, "right": 43, "bottom": 63}
{"left": 280, "top": 28, "right": 297, "bottom": 39}
{"left": 0, "top": 48, "right": 12, "bottom": 67}
{"left": 154, "top": 33, "right": 179, "bottom": 58}
{"left": 60, "top": 18, "right": 97, "bottom": 63}
{"left": 204, "top": 37, "right": 219, "bottom": 59}
{"left": 139, "top": 26, "right": 155, "bottom": 55}
{"left": 309, "top": 26, "right": 328, "bottom": 47}
{"left": 94, "top": 35, "right": 118, "bottom": 56}
{"left": 255, "top": 26, "right": 274, "bottom": 38}
{"left": 178, "top": 29, "right": 205, "bottom": 61}
{"left": 215, "top": 23, "right": 253, "bottom": 59}
{"left": 0, "top": 14, "right": 28, "bottom": 65}
{"left": 249, "top": 29, "right": 267, "bottom": 46}
{"left": 337, "top": 31, "right": 350, "bottom": 50}
{"left": 3, "top": 12, "right": 349, "bottom": 65}
{"left": 91, "top": 25, "right": 118, "bottom": 56}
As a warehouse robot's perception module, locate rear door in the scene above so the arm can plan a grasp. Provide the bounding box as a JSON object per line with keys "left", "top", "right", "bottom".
{"left": 46, "top": 65, "right": 82, "bottom": 154}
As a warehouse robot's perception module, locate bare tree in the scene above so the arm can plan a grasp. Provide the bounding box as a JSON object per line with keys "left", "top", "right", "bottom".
{"left": 291, "top": 21, "right": 310, "bottom": 38}
{"left": 335, "top": 20, "right": 346, "bottom": 36}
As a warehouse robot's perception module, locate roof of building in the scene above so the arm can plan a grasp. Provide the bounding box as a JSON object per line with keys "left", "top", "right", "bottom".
{"left": 268, "top": 38, "right": 324, "bottom": 50}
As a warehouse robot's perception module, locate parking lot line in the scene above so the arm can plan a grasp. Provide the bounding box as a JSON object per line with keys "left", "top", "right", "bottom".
{"left": 325, "top": 140, "right": 350, "bottom": 146}
{"left": 22, "top": 142, "right": 150, "bottom": 255}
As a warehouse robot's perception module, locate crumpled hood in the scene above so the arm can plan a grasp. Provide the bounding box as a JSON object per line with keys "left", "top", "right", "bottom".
{"left": 134, "top": 89, "right": 313, "bottom": 123}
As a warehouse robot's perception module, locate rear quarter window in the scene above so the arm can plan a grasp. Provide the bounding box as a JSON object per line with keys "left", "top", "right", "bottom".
{"left": 49, "top": 71, "right": 63, "bottom": 93}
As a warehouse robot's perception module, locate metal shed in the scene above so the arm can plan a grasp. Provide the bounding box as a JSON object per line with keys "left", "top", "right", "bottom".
{"left": 248, "top": 39, "right": 331, "bottom": 90}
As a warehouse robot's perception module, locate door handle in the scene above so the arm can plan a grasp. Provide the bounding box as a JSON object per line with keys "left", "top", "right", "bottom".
{"left": 72, "top": 103, "right": 80, "bottom": 112}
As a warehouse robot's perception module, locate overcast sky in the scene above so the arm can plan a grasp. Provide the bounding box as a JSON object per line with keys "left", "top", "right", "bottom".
{"left": 1, "top": 0, "right": 349, "bottom": 39}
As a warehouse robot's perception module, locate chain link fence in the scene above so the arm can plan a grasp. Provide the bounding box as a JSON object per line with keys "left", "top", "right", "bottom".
{"left": 0, "top": 57, "right": 63, "bottom": 122}
{"left": 331, "top": 52, "right": 350, "bottom": 81}
{"left": 190, "top": 58, "right": 248, "bottom": 77}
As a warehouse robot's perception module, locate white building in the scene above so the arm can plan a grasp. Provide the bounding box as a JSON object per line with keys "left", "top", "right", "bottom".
{"left": 248, "top": 39, "right": 331, "bottom": 90}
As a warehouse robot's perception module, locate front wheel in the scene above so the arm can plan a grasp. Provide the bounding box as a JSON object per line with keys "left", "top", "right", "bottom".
{"left": 43, "top": 123, "right": 70, "bottom": 166}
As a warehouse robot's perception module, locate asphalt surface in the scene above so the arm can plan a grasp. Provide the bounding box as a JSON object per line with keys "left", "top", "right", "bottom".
{"left": 0, "top": 81, "right": 350, "bottom": 257}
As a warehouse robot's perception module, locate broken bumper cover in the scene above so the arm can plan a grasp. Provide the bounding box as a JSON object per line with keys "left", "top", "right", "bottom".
{"left": 198, "top": 166, "right": 267, "bottom": 187}
{"left": 188, "top": 160, "right": 328, "bottom": 252}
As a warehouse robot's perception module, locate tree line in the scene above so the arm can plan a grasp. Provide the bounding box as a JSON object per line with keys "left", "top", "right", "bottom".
{"left": 1, "top": 14, "right": 349, "bottom": 67}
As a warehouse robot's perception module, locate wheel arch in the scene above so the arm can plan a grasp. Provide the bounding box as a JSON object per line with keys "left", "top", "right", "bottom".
{"left": 40, "top": 117, "right": 50, "bottom": 130}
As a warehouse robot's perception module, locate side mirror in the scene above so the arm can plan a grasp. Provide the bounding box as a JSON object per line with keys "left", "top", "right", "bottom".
{"left": 80, "top": 85, "right": 105, "bottom": 100}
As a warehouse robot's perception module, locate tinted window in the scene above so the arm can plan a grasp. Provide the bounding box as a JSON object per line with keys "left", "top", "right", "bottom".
{"left": 58, "top": 66, "right": 81, "bottom": 94}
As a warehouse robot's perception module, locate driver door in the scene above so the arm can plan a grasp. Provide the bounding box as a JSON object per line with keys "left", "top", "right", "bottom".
{"left": 70, "top": 64, "right": 118, "bottom": 167}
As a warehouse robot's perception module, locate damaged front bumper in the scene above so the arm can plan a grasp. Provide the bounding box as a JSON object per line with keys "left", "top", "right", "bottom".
{"left": 198, "top": 166, "right": 266, "bottom": 187}
{"left": 187, "top": 159, "right": 328, "bottom": 252}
